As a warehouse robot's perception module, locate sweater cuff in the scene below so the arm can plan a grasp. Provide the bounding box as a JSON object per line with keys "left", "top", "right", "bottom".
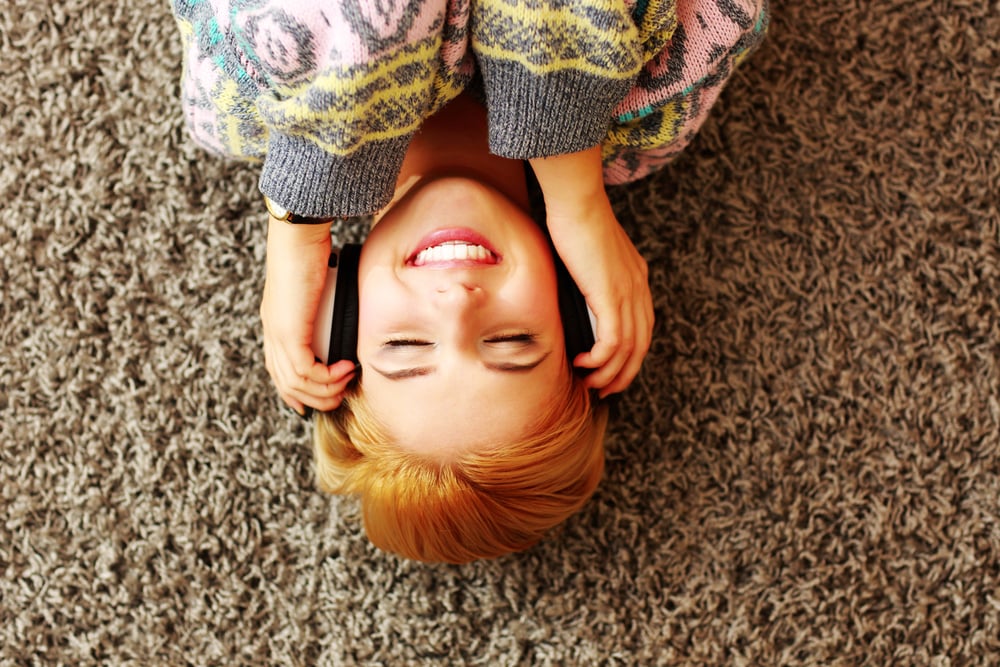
{"left": 259, "top": 133, "right": 411, "bottom": 218}
{"left": 479, "top": 60, "right": 635, "bottom": 159}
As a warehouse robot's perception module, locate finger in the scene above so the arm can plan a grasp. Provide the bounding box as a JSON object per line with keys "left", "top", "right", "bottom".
{"left": 287, "top": 389, "right": 345, "bottom": 413}
{"left": 587, "top": 342, "right": 634, "bottom": 393}
{"left": 643, "top": 292, "right": 655, "bottom": 347}
{"left": 285, "top": 344, "right": 326, "bottom": 382}
{"left": 585, "top": 304, "right": 636, "bottom": 391}
{"left": 263, "top": 336, "right": 276, "bottom": 379}
{"left": 598, "top": 295, "right": 653, "bottom": 397}
{"left": 598, "top": 345, "right": 645, "bottom": 398}
{"left": 278, "top": 391, "right": 307, "bottom": 417}
{"left": 289, "top": 352, "right": 360, "bottom": 388}
{"left": 274, "top": 351, "right": 340, "bottom": 399}
{"left": 295, "top": 364, "right": 357, "bottom": 398}
{"left": 279, "top": 366, "right": 356, "bottom": 406}
{"left": 572, "top": 306, "right": 622, "bottom": 369}
{"left": 262, "top": 334, "right": 337, "bottom": 415}
{"left": 324, "top": 358, "right": 360, "bottom": 383}
{"left": 265, "top": 342, "right": 350, "bottom": 403}
{"left": 279, "top": 379, "right": 348, "bottom": 413}
{"left": 629, "top": 285, "right": 654, "bottom": 358}
{"left": 600, "top": 329, "right": 647, "bottom": 397}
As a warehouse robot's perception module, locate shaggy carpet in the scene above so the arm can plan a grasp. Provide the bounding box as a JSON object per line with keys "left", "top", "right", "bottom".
{"left": 2, "top": 0, "right": 998, "bottom": 664}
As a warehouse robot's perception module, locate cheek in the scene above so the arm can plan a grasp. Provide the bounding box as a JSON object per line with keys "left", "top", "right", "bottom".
{"left": 513, "top": 267, "right": 562, "bottom": 323}
{"left": 356, "top": 274, "right": 400, "bottom": 344}
{"left": 358, "top": 297, "right": 385, "bottom": 334}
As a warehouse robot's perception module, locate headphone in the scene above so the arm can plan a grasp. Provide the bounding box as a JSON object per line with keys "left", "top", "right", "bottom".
{"left": 310, "top": 242, "right": 596, "bottom": 370}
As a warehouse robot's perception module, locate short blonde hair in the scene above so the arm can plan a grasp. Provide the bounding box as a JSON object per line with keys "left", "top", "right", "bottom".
{"left": 313, "top": 376, "right": 609, "bottom": 563}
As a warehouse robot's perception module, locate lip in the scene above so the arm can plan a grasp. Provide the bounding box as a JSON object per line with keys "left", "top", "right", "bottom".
{"left": 407, "top": 227, "right": 501, "bottom": 267}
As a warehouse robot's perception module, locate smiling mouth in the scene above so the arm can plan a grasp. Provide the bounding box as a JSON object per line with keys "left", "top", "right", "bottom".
{"left": 412, "top": 242, "right": 498, "bottom": 267}
{"left": 408, "top": 228, "right": 501, "bottom": 267}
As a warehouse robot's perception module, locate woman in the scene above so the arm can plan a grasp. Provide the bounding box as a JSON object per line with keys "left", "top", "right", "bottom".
{"left": 173, "top": 0, "right": 768, "bottom": 561}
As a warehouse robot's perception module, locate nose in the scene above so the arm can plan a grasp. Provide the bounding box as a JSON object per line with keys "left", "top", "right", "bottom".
{"left": 434, "top": 281, "right": 484, "bottom": 308}
{"left": 430, "top": 279, "right": 488, "bottom": 322}
{"left": 430, "top": 282, "right": 485, "bottom": 351}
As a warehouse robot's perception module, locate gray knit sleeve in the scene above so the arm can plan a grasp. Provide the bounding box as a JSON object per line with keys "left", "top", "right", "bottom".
{"left": 471, "top": 0, "right": 642, "bottom": 159}
{"left": 477, "top": 62, "right": 636, "bottom": 159}
{"left": 258, "top": 133, "right": 410, "bottom": 218}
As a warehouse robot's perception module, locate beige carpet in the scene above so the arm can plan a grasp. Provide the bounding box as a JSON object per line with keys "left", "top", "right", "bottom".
{"left": 2, "top": 0, "right": 998, "bottom": 664}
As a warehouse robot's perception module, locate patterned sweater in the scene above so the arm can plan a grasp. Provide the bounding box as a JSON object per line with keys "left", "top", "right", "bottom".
{"left": 174, "top": 0, "right": 768, "bottom": 218}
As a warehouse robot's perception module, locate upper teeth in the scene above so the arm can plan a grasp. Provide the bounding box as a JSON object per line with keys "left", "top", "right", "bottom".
{"left": 414, "top": 242, "right": 495, "bottom": 265}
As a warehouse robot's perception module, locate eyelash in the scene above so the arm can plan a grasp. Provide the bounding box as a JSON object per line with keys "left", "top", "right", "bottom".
{"left": 484, "top": 333, "right": 537, "bottom": 344}
{"left": 383, "top": 333, "right": 537, "bottom": 346}
{"left": 384, "top": 339, "right": 433, "bottom": 347}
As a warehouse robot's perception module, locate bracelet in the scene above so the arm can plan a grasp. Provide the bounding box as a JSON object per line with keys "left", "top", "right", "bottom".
{"left": 264, "top": 196, "right": 335, "bottom": 225}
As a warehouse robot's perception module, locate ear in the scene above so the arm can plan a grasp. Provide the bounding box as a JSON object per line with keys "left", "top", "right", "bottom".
{"left": 310, "top": 244, "right": 362, "bottom": 365}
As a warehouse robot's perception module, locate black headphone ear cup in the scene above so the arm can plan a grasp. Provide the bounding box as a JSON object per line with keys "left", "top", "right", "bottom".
{"left": 554, "top": 253, "right": 596, "bottom": 371}
{"left": 523, "top": 162, "right": 596, "bottom": 372}
{"left": 328, "top": 243, "right": 362, "bottom": 365}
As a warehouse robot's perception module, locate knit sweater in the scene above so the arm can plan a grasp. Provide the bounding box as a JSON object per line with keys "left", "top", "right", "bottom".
{"left": 174, "top": 0, "right": 768, "bottom": 218}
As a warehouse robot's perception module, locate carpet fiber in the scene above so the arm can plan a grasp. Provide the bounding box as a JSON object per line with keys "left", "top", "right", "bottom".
{"left": 2, "top": 1, "right": 998, "bottom": 664}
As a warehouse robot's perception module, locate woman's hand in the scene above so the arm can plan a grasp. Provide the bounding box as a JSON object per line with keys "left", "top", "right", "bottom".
{"left": 546, "top": 196, "right": 653, "bottom": 397}
{"left": 530, "top": 148, "right": 653, "bottom": 398}
{"left": 260, "top": 216, "right": 357, "bottom": 414}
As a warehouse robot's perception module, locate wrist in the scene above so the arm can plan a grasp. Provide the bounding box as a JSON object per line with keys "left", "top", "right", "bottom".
{"left": 267, "top": 214, "right": 333, "bottom": 250}
{"left": 543, "top": 187, "right": 614, "bottom": 232}
{"left": 264, "top": 195, "right": 337, "bottom": 225}
{"left": 529, "top": 146, "right": 607, "bottom": 213}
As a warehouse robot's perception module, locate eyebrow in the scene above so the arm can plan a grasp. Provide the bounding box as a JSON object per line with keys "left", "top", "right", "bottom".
{"left": 369, "top": 352, "right": 551, "bottom": 381}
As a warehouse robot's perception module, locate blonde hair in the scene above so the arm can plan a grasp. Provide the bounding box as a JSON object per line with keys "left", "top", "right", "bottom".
{"left": 313, "top": 376, "right": 609, "bottom": 564}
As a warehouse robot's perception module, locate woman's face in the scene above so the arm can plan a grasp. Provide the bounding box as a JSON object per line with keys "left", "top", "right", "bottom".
{"left": 357, "top": 176, "right": 567, "bottom": 459}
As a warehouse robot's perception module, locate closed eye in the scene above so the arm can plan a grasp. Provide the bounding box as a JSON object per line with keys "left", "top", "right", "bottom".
{"left": 484, "top": 333, "right": 537, "bottom": 344}
{"left": 383, "top": 339, "right": 433, "bottom": 348}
